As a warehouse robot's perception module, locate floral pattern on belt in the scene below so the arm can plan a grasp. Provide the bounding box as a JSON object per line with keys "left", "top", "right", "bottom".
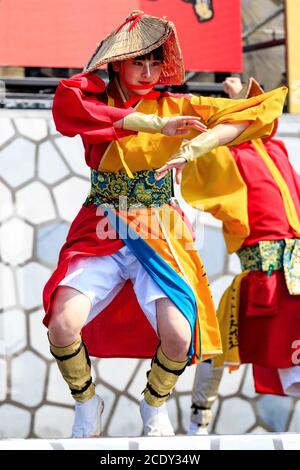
{"left": 84, "top": 169, "right": 172, "bottom": 209}
{"left": 238, "top": 239, "right": 300, "bottom": 295}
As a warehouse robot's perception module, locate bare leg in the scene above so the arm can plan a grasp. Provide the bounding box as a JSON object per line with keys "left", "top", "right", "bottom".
{"left": 47, "top": 286, "right": 103, "bottom": 437}
{"left": 48, "top": 287, "right": 94, "bottom": 403}
{"left": 140, "top": 298, "right": 191, "bottom": 436}
{"left": 48, "top": 286, "right": 91, "bottom": 346}
{"left": 156, "top": 297, "right": 191, "bottom": 361}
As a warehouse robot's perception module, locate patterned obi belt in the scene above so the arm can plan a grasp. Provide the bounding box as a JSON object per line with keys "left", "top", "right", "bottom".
{"left": 238, "top": 239, "right": 300, "bottom": 295}
{"left": 84, "top": 169, "right": 172, "bottom": 210}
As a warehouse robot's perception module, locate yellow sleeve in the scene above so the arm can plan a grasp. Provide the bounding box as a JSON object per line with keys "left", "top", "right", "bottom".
{"left": 168, "top": 86, "right": 287, "bottom": 253}
{"left": 189, "top": 86, "right": 288, "bottom": 144}
{"left": 181, "top": 146, "right": 249, "bottom": 253}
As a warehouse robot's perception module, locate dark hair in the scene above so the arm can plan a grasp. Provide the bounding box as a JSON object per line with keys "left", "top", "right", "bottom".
{"left": 107, "top": 45, "right": 164, "bottom": 80}
{"left": 137, "top": 45, "right": 164, "bottom": 62}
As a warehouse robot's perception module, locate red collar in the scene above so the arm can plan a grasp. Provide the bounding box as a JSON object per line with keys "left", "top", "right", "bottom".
{"left": 107, "top": 79, "right": 160, "bottom": 108}
{"left": 124, "top": 90, "right": 161, "bottom": 108}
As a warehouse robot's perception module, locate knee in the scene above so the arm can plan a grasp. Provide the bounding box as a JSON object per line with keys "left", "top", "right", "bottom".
{"left": 48, "top": 313, "right": 81, "bottom": 341}
{"left": 48, "top": 288, "right": 83, "bottom": 342}
{"left": 161, "top": 331, "right": 191, "bottom": 360}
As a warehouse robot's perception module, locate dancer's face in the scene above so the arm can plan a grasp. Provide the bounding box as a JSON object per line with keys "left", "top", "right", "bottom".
{"left": 114, "top": 54, "right": 162, "bottom": 97}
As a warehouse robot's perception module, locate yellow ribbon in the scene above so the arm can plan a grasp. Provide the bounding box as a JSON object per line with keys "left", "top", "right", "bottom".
{"left": 252, "top": 139, "right": 300, "bottom": 237}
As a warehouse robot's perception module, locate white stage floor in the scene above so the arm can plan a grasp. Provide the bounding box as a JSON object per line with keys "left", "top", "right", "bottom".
{"left": 0, "top": 433, "right": 299, "bottom": 450}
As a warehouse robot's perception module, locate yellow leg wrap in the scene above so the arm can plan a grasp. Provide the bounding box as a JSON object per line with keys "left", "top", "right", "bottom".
{"left": 144, "top": 346, "right": 188, "bottom": 407}
{"left": 49, "top": 335, "right": 95, "bottom": 403}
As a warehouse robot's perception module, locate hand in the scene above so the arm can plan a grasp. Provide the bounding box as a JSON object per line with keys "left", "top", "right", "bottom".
{"left": 223, "top": 77, "right": 243, "bottom": 98}
{"left": 162, "top": 116, "right": 207, "bottom": 136}
{"left": 155, "top": 157, "right": 187, "bottom": 185}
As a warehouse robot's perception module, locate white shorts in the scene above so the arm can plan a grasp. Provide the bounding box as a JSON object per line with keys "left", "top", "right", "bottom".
{"left": 278, "top": 366, "right": 300, "bottom": 397}
{"left": 58, "top": 245, "right": 167, "bottom": 332}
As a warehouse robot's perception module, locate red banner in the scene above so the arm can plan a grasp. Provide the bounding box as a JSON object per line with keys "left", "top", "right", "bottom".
{"left": 0, "top": 0, "right": 242, "bottom": 72}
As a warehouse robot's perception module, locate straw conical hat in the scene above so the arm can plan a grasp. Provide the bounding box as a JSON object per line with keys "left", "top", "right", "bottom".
{"left": 83, "top": 10, "right": 185, "bottom": 85}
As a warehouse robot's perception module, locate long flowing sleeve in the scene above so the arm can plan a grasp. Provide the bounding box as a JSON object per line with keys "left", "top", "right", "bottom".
{"left": 52, "top": 73, "right": 136, "bottom": 143}
{"left": 181, "top": 146, "right": 249, "bottom": 253}
{"left": 189, "top": 86, "right": 288, "bottom": 144}
{"left": 180, "top": 86, "right": 288, "bottom": 253}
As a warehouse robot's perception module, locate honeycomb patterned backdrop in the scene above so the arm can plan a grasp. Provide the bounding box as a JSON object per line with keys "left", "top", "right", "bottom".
{"left": 1, "top": 111, "right": 300, "bottom": 438}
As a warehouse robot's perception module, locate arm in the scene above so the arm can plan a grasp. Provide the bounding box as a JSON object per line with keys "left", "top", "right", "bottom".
{"left": 156, "top": 78, "right": 287, "bottom": 183}
{"left": 53, "top": 73, "right": 207, "bottom": 142}
{"left": 175, "top": 121, "right": 250, "bottom": 163}
{"left": 155, "top": 121, "right": 249, "bottom": 183}
{"left": 52, "top": 74, "right": 135, "bottom": 143}
{"left": 188, "top": 84, "right": 287, "bottom": 141}
{"left": 115, "top": 112, "right": 207, "bottom": 136}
